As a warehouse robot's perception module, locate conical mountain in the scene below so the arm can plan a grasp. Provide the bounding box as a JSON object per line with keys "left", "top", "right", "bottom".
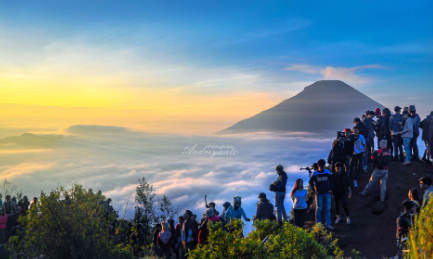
{"left": 219, "top": 80, "right": 385, "bottom": 134}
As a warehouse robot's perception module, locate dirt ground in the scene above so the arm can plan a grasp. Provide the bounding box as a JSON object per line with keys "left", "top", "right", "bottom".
{"left": 305, "top": 160, "right": 433, "bottom": 259}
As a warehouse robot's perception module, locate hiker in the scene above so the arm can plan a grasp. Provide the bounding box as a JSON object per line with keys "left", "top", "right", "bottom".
{"left": 353, "top": 118, "right": 368, "bottom": 171}
{"left": 290, "top": 179, "right": 308, "bottom": 227}
{"left": 18, "top": 196, "right": 30, "bottom": 212}
{"left": 190, "top": 214, "right": 199, "bottom": 244}
{"left": 397, "top": 111, "right": 413, "bottom": 166}
{"left": 254, "top": 192, "right": 275, "bottom": 221}
{"left": 420, "top": 112, "right": 433, "bottom": 163}
{"left": 409, "top": 105, "right": 420, "bottom": 161}
{"left": 389, "top": 106, "right": 405, "bottom": 162}
{"left": 359, "top": 140, "right": 391, "bottom": 202}
{"left": 269, "top": 165, "right": 289, "bottom": 223}
{"left": 343, "top": 128, "right": 354, "bottom": 181}
{"left": 205, "top": 201, "right": 220, "bottom": 216}
{"left": 332, "top": 163, "right": 352, "bottom": 224}
{"left": 10, "top": 197, "right": 17, "bottom": 214}
{"left": 374, "top": 108, "right": 385, "bottom": 149}
{"left": 224, "top": 196, "right": 250, "bottom": 222}
{"left": 4, "top": 195, "right": 11, "bottom": 214}
{"left": 167, "top": 217, "right": 179, "bottom": 259}
{"left": 382, "top": 108, "right": 393, "bottom": 154}
{"left": 176, "top": 216, "right": 184, "bottom": 258}
{"left": 152, "top": 224, "right": 162, "bottom": 256}
{"left": 221, "top": 202, "right": 231, "bottom": 222}
{"left": 0, "top": 207, "right": 7, "bottom": 245}
{"left": 408, "top": 188, "right": 422, "bottom": 212}
{"left": 198, "top": 208, "right": 224, "bottom": 245}
{"left": 157, "top": 222, "right": 173, "bottom": 259}
{"left": 395, "top": 200, "right": 417, "bottom": 259}
{"left": 309, "top": 159, "right": 333, "bottom": 230}
{"left": 351, "top": 126, "right": 366, "bottom": 187}
{"left": 327, "top": 138, "right": 345, "bottom": 173}
{"left": 363, "top": 111, "right": 376, "bottom": 165}
{"left": 181, "top": 209, "right": 198, "bottom": 256}
{"left": 419, "top": 176, "right": 433, "bottom": 207}
{"left": 130, "top": 224, "right": 145, "bottom": 259}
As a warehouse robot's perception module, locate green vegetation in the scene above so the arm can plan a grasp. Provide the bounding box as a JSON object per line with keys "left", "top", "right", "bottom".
{"left": 407, "top": 195, "right": 433, "bottom": 259}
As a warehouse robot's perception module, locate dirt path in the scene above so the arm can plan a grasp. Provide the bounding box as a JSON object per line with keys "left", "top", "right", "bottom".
{"left": 305, "top": 160, "right": 433, "bottom": 259}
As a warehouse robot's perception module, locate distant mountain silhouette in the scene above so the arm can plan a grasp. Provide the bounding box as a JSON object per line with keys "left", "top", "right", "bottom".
{"left": 219, "top": 80, "right": 385, "bottom": 134}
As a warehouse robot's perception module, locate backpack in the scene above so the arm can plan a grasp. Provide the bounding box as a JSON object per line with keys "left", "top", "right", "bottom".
{"left": 375, "top": 150, "right": 390, "bottom": 169}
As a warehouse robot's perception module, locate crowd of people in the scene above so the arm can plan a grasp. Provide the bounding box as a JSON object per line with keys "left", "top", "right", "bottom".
{"left": 144, "top": 105, "right": 433, "bottom": 259}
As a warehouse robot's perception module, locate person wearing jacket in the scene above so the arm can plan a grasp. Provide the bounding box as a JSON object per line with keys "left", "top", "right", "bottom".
{"left": 181, "top": 210, "right": 198, "bottom": 256}
{"left": 309, "top": 159, "right": 333, "bottom": 229}
{"left": 327, "top": 139, "right": 346, "bottom": 173}
{"left": 389, "top": 106, "right": 405, "bottom": 162}
{"left": 382, "top": 108, "right": 393, "bottom": 155}
{"left": 254, "top": 193, "right": 275, "bottom": 221}
{"left": 272, "top": 165, "right": 289, "bottom": 223}
{"left": 409, "top": 105, "right": 421, "bottom": 161}
{"left": 198, "top": 208, "right": 224, "bottom": 245}
{"left": 157, "top": 222, "right": 173, "bottom": 259}
{"left": 343, "top": 128, "right": 354, "bottom": 181}
{"left": 290, "top": 179, "right": 308, "bottom": 227}
{"left": 364, "top": 111, "right": 376, "bottom": 165}
{"left": 359, "top": 140, "right": 391, "bottom": 201}
{"left": 374, "top": 108, "right": 386, "bottom": 149}
{"left": 220, "top": 202, "right": 231, "bottom": 222}
{"left": 0, "top": 207, "right": 7, "bottom": 244}
{"left": 167, "top": 217, "right": 179, "bottom": 259}
{"left": 351, "top": 126, "right": 366, "bottom": 188}
{"left": 420, "top": 112, "right": 433, "bottom": 163}
{"left": 396, "top": 111, "right": 413, "bottom": 165}
{"left": 332, "top": 163, "right": 352, "bottom": 225}
{"left": 224, "top": 196, "right": 250, "bottom": 222}
{"left": 395, "top": 200, "right": 416, "bottom": 259}
{"left": 419, "top": 176, "right": 433, "bottom": 207}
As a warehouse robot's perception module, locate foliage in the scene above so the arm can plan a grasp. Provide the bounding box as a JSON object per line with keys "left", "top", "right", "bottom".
{"left": 0, "top": 179, "right": 19, "bottom": 199}
{"left": 406, "top": 196, "right": 433, "bottom": 259}
{"left": 188, "top": 219, "right": 346, "bottom": 259}
{"left": 7, "top": 184, "right": 133, "bottom": 259}
{"left": 133, "top": 177, "right": 178, "bottom": 242}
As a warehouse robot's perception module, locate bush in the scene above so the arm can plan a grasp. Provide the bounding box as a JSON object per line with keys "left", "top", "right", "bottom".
{"left": 188, "top": 219, "right": 346, "bottom": 259}
{"left": 406, "top": 197, "right": 433, "bottom": 258}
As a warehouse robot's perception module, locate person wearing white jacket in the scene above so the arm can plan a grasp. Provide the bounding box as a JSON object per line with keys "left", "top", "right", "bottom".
{"left": 397, "top": 111, "right": 413, "bottom": 165}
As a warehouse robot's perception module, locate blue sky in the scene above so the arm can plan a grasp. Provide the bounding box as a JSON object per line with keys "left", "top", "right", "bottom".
{"left": 0, "top": 0, "right": 432, "bottom": 119}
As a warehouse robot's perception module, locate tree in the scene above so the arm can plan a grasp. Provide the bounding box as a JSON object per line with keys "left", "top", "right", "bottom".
{"left": 0, "top": 179, "right": 18, "bottom": 199}
{"left": 7, "top": 184, "right": 133, "bottom": 259}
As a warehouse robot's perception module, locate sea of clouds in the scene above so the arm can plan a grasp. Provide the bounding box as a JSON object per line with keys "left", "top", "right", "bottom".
{"left": 0, "top": 125, "right": 335, "bottom": 227}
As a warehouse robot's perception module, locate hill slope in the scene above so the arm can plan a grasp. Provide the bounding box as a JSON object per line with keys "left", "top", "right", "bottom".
{"left": 220, "top": 80, "right": 385, "bottom": 134}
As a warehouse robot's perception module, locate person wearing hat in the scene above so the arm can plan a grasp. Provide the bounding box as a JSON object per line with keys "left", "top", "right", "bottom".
{"left": 0, "top": 206, "right": 7, "bottom": 244}
{"left": 290, "top": 179, "right": 308, "bottom": 227}
{"left": 395, "top": 200, "right": 417, "bottom": 259}
{"left": 254, "top": 192, "right": 275, "bottom": 222}
{"left": 409, "top": 105, "right": 421, "bottom": 161}
{"left": 198, "top": 208, "right": 223, "bottom": 245}
{"left": 224, "top": 196, "right": 250, "bottom": 222}
{"left": 396, "top": 111, "right": 413, "bottom": 165}
{"left": 389, "top": 106, "right": 405, "bottom": 162}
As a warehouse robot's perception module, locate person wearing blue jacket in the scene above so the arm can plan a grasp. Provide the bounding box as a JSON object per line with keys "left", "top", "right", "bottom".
{"left": 272, "top": 165, "right": 289, "bottom": 223}
{"left": 224, "top": 196, "right": 250, "bottom": 223}
{"left": 409, "top": 105, "right": 421, "bottom": 161}
{"left": 389, "top": 106, "right": 405, "bottom": 162}
{"left": 309, "top": 159, "right": 334, "bottom": 229}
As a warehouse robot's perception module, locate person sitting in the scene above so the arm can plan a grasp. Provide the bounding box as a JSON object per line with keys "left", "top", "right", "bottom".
{"left": 290, "top": 179, "right": 308, "bottom": 227}
{"left": 254, "top": 192, "right": 275, "bottom": 221}
{"left": 395, "top": 200, "right": 417, "bottom": 259}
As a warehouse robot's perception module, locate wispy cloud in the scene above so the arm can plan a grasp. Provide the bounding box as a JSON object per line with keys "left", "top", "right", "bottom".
{"left": 285, "top": 64, "right": 386, "bottom": 85}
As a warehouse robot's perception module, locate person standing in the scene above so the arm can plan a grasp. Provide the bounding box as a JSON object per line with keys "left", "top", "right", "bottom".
{"left": 420, "top": 112, "right": 433, "bottom": 163}
{"left": 363, "top": 111, "right": 376, "bottom": 165}
{"left": 309, "top": 159, "right": 333, "bottom": 230}
{"left": 290, "top": 179, "right": 308, "bottom": 227}
{"left": 254, "top": 192, "right": 275, "bottom": 221}
{"left": 359, "top": 140, "right": 391, "bottom": 201}
{"left": 0, "top": 207, "right": 7, "bottom": 245}
{"left": 220, "top": 202, "right": 231, "bottom": 222}
{"left": 382, "top": 108, "right": 393, "bottom": 155}
{"left": 157, "top": 222, "right": 173, "bottom": 259}
{"left": 374, "top": 108, "right": 385, "bottom": 149}
{"left": 344, "top": 128, "right": 355, "bottom": 181}
{"left": 351, "top": 127, "right": 366, "bottom": 188}
{"left": 409, "top": 105, "right": 421, "bottom": 161}
{"left": 332, "top": 163, "right": 352, "bottom": 225}
{"left": 354, "top": 117, "right": 369, "bottom": 171}
{"left": 181, "top": 210, "right": 198, "bottom": 257}
{"left": 398, "top": 111, "right": 413, "bottom": 166}
{"left": 271, "top": 165, "right": 289, "bottom": 223}
{"left": 389, "top": 106, "right": 405, "bottom": 162}
{"left": 224, "top": 197, "right": 250, "bottom": 223}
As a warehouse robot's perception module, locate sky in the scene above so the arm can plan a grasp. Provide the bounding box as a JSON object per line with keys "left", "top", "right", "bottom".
{"left": 0, "top": 0, "right": 432, "bottom": 136}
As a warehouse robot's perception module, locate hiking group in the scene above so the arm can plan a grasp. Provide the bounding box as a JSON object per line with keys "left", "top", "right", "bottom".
{"left": 142, "top": 105, "right": 433, "bottom": 259}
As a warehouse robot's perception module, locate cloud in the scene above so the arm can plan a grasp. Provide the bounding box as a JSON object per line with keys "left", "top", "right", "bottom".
{"left": 285, "top": 64, "right": 386, "bottom": 85}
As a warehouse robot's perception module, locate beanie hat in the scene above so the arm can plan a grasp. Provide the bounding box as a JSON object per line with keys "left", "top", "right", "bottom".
{"left": 344, "top": 128, "right": 352, "bottom": 133}
{"left": 409, "top": 105, "right": 416, "bottom": 112}
{"left": 206, "top": 208, "right": 215, "bottom": 218}
{"left": 233, "top": 196, "right": 242, "bottom": 205}
{"left": 375, "top": 108, "right": 381, "bottom": 115}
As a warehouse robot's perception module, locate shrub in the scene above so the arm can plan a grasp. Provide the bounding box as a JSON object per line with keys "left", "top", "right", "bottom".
{"left": 406, "top": 197, "right": 433, "bottom": 258}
